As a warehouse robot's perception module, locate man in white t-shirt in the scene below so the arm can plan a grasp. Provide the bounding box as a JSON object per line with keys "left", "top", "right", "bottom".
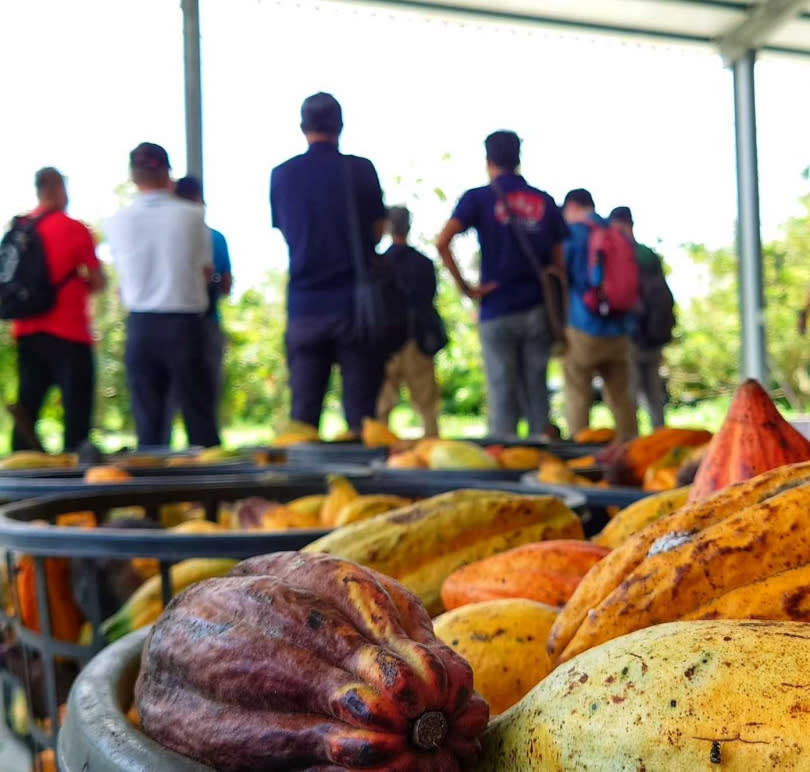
{"left": 104, "top": 142, "right": 219, "bottom": 448}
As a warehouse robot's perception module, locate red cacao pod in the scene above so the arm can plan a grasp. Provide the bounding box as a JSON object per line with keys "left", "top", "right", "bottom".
{"left": 136, "top": 552, "right": 489, "bottom": 770}
{"left": 688, "top": 378, "right": 810, "bottom": 503}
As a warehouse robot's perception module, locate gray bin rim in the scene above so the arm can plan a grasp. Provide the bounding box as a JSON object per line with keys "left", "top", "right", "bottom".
{"left": 59, "top": 627, "right": 214, "bottom": 772}
{"left": 520, "top": 471, "right": 651, "bottom": 507}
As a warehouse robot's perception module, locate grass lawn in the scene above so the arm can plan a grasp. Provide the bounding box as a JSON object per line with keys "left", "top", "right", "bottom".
{"left": 379, "top": 395, "right": 740, "bottom": 441}
{"left": 9, "top": 394, "right": 807, "bottom": 454}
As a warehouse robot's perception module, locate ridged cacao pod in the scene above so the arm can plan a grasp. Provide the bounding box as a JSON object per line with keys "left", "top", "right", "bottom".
{"left": 135, "top": 552, "right": 489, "bottom": 771}
{"left": 688, "top": 378, "right": 810, "bottom": 504}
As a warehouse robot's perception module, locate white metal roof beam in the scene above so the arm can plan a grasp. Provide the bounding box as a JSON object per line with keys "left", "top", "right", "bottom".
{"left": 718, "top": 0, "right": 808, "bottom": 63}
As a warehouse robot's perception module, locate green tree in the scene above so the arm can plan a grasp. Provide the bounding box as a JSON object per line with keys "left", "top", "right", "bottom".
{"left": 434, "top": 275, "right": 485, "bottom": 416}
{"left": 220, "top": 272, "right": 289, "bottom": 430}
{"left": 668, "top": 193, "right": 810, "bottom": 407}
{"left": 91, "top": 269, "right": 129, "bottom": 434}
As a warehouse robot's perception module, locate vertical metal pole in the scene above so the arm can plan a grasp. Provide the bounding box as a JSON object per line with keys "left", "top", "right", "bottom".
{"left": 732, "top": 49, "right": 767, "bottom": 382}
{"left": 182, "top": 0, "right": 203, "bottom": 181}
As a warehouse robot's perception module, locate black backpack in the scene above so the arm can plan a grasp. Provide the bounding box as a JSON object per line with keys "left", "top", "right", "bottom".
{"left": 635, "top": 261, "right": 676, "bottom": 348}
{"left": 0, "top": 213, "right": 72, "bottom": 320}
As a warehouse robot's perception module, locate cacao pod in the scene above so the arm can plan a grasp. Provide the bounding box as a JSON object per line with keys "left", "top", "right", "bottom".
{"left": 602, "top": 427, "right": 712, "bottom": 487}
{"left": 558, "top": 479, "right": 810, "bottom": 662}
{"left": 483, "top": 620, "right": 810, "bottom": 770}
{"left": 688, "top": 378, "right": 810, "bottom": 503}
{"left": 441, "top": 540, "right": 608, "bottom": 611}
{"left": 136, "top": 552, "right": 489, "bottom": 771}
{"left": 548, "top": 460, "right": 810, "bottom": 662}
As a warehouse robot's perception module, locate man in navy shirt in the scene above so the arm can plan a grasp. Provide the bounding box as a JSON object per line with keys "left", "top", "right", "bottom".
{"left": 271, "top": 93, "right": 388, "bottom": 433}
{"left": 562, "top": 189, "right": 638, "bottom": 441}
{"left": 436, "top": 131, "right": 568, "bottom": 438}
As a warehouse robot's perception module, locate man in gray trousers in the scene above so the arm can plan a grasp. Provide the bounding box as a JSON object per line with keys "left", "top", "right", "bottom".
{"left": 436, "top": 131, "right": 568, "bottom": 438}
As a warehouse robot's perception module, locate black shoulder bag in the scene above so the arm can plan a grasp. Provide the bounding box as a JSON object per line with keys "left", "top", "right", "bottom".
{"left": 490, "top": 180, "right": 568, "bottom": 353}
{"left": 411, "top": 296, "right": 448, "bottom": 357}
{"left": 345, "top": 158, "right": 408, "bottom": 357}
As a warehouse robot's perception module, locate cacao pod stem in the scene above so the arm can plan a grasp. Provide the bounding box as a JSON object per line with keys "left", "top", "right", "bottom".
{"left": 411, "top": 711, "right": 448, "bottom": 750}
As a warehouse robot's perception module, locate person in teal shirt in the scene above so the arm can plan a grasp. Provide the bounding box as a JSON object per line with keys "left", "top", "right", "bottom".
{"left": 161, "top": 176, "right": 232, "bottom": 445}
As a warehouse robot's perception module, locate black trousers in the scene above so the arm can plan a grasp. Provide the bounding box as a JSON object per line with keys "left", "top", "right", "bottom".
{"left": 13, "top": 333, "right": 94, "bottom": 451}
{"left": 159, "top": 317, "right": 225, "bottom": 446}
{"left": 125, "top": 313, "right": 220, "bottom": 448}
{"left": 286, "top": 315, "right": 386, "bottom": 433}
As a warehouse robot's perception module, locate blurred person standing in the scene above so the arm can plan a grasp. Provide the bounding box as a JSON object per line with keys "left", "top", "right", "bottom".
{"left": 3, "top": 167, "right": 105, "bottom": 451}
{"left": 271, "top": 93, "right": 390, "bottom": 434}
{"left": 105, "top": 143, "right": 220, "bottom": 448}
{"left": 376, "top": 206, "right": 443, "bottom": 437}
{"left": 609, "top": 206, "right": 675, "bottom": 428}
{"left": 161, "top": 175, "right": 232, "bottom": 444}
{"left": 436, "top": 131, "right": 568, "bottom": 439}
{"left": 562, "top": 189, "right": 638, "bottom": 441}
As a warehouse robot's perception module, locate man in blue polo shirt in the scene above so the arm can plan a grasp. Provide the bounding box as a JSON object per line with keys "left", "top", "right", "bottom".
{"left": 436, "top": 131, "right": 568, "bottom": 438}
{"left": 270, "top": 93, "right": 388, "bottom": 433}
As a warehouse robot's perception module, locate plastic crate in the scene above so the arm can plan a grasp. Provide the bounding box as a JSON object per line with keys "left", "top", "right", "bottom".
{"left": 283, "top": 442, "right": 388, "bottom": 466}
{"left": 447, "top": 437, "right": 606, "bottom": 457}
{"left": 0, "top": 452, "right": 286, "bottom": 481}
{"left": 544, "top": 440, "right": 606, "bottom": 460}
{"left": 0, "top": 474, "right": 585, "bottom": 764}
{"left": 370, "top": 463, "right": 530, "bottom": 483}
{"left": 520, "top": 471, "right": 650, "bottom": 536}
{"left": 0, "top": 468, "right": 369, "bottom": 502}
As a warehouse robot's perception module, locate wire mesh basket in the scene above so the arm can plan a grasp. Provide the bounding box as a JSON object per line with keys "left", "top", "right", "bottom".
{"left": 0, "top": 473, "right": 585, "bottom": 768}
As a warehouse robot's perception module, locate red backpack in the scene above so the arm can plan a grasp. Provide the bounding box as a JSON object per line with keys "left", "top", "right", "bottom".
{"left": 583, "top": 222, "right": 639, "bottom": 317}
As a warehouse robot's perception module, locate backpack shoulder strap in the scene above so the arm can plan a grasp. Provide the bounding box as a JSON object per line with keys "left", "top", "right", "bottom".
{"left": 19, "top": 210, "right": 57, "bottom": 230}
{"left": 343, "top": 155, "right": 369, "bottom": 282}
{"left": 21, "top": 211, "right": 78, "bottom": 290}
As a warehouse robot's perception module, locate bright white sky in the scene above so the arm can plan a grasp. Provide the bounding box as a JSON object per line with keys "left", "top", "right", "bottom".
{"left": 2, "top": 0, "right": 810, "bottom": 306}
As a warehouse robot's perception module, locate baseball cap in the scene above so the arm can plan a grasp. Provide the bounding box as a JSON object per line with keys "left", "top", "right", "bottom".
{"left": 300, "top": 92, "right": 343, "bottom": 134}
{"left": 175, "top": 175, "right": 204, "bottom": 203}
{"left": 609, "top": 206, "right": 634, "bottom": 225}
{"left": 130, "top": 142, "right": 171, "bottom": 171}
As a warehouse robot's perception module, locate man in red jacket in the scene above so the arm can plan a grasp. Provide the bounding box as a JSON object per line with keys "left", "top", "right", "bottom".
{"left": 11, "top": 168, "right": 106, "bottom": 450}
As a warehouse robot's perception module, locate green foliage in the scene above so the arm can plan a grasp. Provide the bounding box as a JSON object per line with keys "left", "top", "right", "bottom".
{"left": 219, "top": 272, "right": 288, "bottom": 428}
{"left": 0, "top": 323, "right": 16, "bottom": 408}
{"left": 665, "top": 243, "right": 740, "bottom": 403}
{"left": 766, "top": 196, "right": 810, "bottom": 403}
{"left": 669, "top": 194, "right": 810, "bottom": 407}
{"left": 434, "top": 275, "right": 485, "bottom": 416}
{"left": 92, "top": 270, "right": 128, "bottom": 434}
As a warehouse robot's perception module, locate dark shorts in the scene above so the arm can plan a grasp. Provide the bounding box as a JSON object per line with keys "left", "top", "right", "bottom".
{"left": 285, "top": 315, "right": 387, "bottom": 433}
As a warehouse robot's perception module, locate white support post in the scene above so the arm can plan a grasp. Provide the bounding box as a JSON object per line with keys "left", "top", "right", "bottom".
{"left": 732, "top": 50, "right": 767, "bottom": 383}
{"left": 182, "top": 0, "right": 203, "bottom": 181}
